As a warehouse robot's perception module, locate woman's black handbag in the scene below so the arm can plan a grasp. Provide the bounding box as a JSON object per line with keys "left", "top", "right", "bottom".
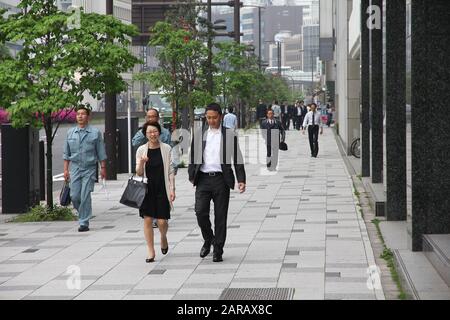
{"left": 60, "top": 180, "right": 71, "bottom": 206}
{"left": 119, "top": 176, "right": 147, "bottom": 209}
{"left": 279, "top": 141, "right": 288, "bottom": 151}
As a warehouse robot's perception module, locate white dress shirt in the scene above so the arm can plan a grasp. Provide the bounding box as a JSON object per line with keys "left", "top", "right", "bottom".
{"left": 302, "top": 111, "right": 323, "bottom": 128}
{"left": 200, "top": 127, "right": 222, "bottom": 173}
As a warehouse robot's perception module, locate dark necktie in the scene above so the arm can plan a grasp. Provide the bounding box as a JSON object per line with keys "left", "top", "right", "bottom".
{"left": 312, "top": 112, "right": 315, "bottom": 126}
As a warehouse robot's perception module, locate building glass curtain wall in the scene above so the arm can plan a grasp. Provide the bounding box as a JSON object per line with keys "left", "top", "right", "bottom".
{"left": 302, "top": 24, "right": 319, "bottom": 73}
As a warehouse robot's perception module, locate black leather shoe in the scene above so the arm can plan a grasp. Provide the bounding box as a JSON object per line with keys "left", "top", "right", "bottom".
{"left": 161, "top": 247, "right": 168, "bottom": 255}
{"left": 78, "top": 225, "right": 89, "bottom": 232}
{"left": 213, "top": 253, "right": 223, "bottom": 262}
{"left": 200, "top": 242, "right": 212, "bottom": 258}
{"left": 145, "top": 257, "right": 155, "bottom": 263}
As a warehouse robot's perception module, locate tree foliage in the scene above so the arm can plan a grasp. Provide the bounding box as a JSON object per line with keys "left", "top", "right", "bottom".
{"left": 134, "top": 1, "right": 213, "bottom": 128}
{"left": 0, "top": 0, "right": 140, "bottom": 207}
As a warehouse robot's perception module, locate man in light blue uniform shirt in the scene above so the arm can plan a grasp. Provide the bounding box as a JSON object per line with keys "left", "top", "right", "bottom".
{"left": 63, "top": 106, "right": 107, "bottom": 232}
{"left": 132, "top": 108, "right": 172, "bottom": 148}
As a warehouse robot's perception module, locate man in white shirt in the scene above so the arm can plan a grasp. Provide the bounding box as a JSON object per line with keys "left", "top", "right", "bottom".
{"left": 188, "top": 103, "right": 246, "bottom": 262}
{"left": 223, "top": 106, "right": 237, "bottom": 130}
{"left": 302, "top": 103, "right": 324, "bottom": 157}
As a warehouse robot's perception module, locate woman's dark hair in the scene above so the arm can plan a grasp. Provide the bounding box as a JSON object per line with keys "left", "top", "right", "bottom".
{"left": 310, "top": 103, "right": 317, "bottom": 109}
{"left": 206, "top": 103, "right": 222, "bottom": 115}
{"left": 142, "top": 121, "right": 161, "bottom": 136}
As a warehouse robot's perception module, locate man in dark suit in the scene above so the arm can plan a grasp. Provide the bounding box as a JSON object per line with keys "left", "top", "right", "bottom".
{"left": 299, "top": 100, "right": 308, "bottom": 130}
{"left": 188, "top": 103, "right": 246, "bottom": 263}
{"left": 256, "top": 99, "right": 267, "bottom": 127}
{"left": 287, "top": 101, "right": 295, "bottom": 130}
{"left": 261, "top": 109, "right": 285, "bottom": 171}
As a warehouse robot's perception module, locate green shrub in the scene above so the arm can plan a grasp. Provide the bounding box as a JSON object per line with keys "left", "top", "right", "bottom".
{"left": 10, "top": 205, "right": 77, "bottom": 222}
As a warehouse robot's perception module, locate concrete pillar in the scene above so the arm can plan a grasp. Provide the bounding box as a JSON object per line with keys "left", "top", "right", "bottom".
{"left": 410, "top": 0, "right": 450, "bottom": 251}
{"left": 370, "top": 0, "right": 383, "bottom": 184}
{"left": 347, "top": 59, "right": 360, "bottom": 153}
{"left": 360, "top": 0, "right": 370, "bottom": 177}
{"left": 385, "top": 0, "right": 406, "bottom": 221}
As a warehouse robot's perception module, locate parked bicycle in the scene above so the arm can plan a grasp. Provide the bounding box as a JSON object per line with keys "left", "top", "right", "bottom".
{"left": 350, "top": 138, "right": 360, "bottom": 158}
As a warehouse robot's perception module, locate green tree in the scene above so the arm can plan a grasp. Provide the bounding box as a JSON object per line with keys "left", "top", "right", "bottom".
{"left": 0, "top": 0, "right": 140, "bottom": 208}
{"left": 135, "top": 2, "right": 212, "bottom": 129}
{"left": 213, "top": 42, "right": 293, "bottom": 126}
{"left": 213, "top": 42, "right": 260, "bottom": 126}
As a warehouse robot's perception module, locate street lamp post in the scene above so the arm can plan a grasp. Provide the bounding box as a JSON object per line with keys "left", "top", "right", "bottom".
{"left": 241, "top": 5, "right": 265, "bottom": 71}
{"left": 199, "top": 16, "right": 227, "bottom": 96}
{"left": 258, "top": 6, "right": 262, "bottom": 71}
{"left": 265, "top": 40, "right": 282, "bottom": 75}
{"left": 105, "top": 0, "right": 117, "bottom": 180}
{"left": 299, "top": 48, "right": 316, "bottom": 99}
{"left": 207, "top": 0, "right": 213, "bottom": 95}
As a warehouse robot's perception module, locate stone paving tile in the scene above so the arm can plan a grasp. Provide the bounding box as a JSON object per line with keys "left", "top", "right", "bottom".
{"left": 23, "top": 295, "right": 75, "bottom": 300}
{"left": 0, "top": 128, "right": 390, "bottom": 300}
{"left": 74, "top": 290, "right": 130, "bottom": 300}
{"left": 173, "top": 293, "right": 221, "bottom": 300}
{"left": 325, "top": 293, "right": 376, "bottom": 300}
{"left": 123, "top": 294, "right": 175, "bottom": 300}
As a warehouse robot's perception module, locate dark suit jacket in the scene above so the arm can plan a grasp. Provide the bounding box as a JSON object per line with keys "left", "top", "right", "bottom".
{"left": 287, "top": 105, "right": 295, "bottom": 116}
{"left": 300, "top": 106, "right": 308, "bottom": 117}
{"left": 256, "top": 104, "right": 267, "bottom": 119}
{"left": 188, "top": 126, "right": 246, "bottom": 189}
{"left": 261, "top": 119, "right": 286, "bottom": 144}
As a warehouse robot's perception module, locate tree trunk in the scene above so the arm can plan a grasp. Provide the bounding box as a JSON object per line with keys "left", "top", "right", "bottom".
{"left": 182, "top": 106, "right": 189, "bottom": 130}
{"left": 45, "top": 116, "right": 53, "bottom": 209}
{"left": 189, "top": 104, "right": 194, "bottom": 130}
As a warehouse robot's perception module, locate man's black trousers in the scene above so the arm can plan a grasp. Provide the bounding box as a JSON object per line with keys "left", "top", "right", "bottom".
{"left": 308, "top": 125, "right": 319, "bottom": 156}
{"left": 195, "top": 173, "right": 230, "bottom": 255}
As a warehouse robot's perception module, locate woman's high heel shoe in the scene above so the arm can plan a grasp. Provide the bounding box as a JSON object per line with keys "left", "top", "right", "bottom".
{"left": 145, "top": 257, "right": 155, "bottom": 263}
{"left": 161, "top": 247, "right": 168, "bottom": 255}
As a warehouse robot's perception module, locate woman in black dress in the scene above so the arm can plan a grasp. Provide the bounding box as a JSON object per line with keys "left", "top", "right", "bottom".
{"left": 136, "top": 121, "right": 175, "bottom": 263}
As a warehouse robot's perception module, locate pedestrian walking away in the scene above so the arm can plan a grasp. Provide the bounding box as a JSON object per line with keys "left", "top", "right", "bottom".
{"left": 223, "top": 106, "right": 238, "bottom": 130}
{"left": 326, "top": 103, "right": 334, "bottom": 127}
{"left": 271, "top": 100, "right": 281, "bottom": 121}
{"left": 136, "top": 121, "right": 176, "bottom": 263}
{"left": 63, "top": 105, "right": 107, "bottom": 232}
{"left": 132, "top": 108, "right": 176, "bottom": 228}
{"left": 189, "top": 103, "right": 246, "bottom": 263}
{"left": 302, "top": 102, "right": 324, "bottom": 158}
{"left": 261, "top": 109, "right": 286, "bottom": 171}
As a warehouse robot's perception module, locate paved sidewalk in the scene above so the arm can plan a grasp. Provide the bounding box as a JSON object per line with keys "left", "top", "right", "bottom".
{"left": 0, "top": 127, "right": 385, "bottom": 300}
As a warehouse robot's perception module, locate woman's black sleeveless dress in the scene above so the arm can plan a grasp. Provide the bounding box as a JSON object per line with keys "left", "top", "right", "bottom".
{"left": 139, "top": 147, "right": 171, "bottom": 219}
